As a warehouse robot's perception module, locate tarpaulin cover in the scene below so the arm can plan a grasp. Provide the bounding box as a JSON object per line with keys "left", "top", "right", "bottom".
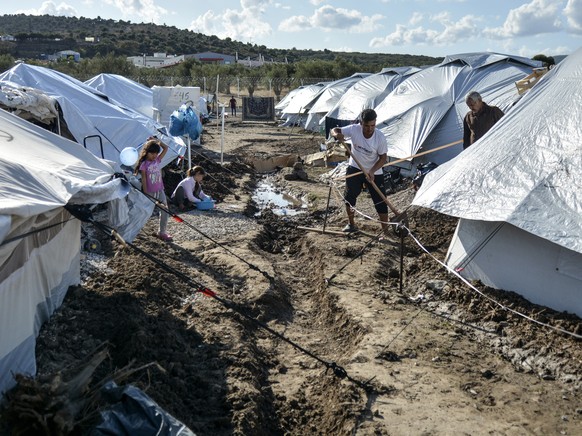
{"left": 413, "top": 47, "right": 582, "bottom": 255}
{"left": 326, "top": 67, "right": 421, "bottom": 123}
{"left": 0, "top": 64, "right": 185, "bottom": 167}
{"left": 374, "top": 52, "right": 541, "bottom": 163}
{"left": 0, "top": 109, "right": 127, "bottom": 398}
{"left": 85, "top": 73, "right": 154, "bottom": 118}
{"left": 303, "top": 73, "right": 370, "bottom": 131}
{"left": 279, "top": 82, "right": 328, "bottom": 126}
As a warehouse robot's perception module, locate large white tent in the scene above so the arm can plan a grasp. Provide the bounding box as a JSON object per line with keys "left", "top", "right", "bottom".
{"left": 275, "top": 85, "right": 305, "bottom": 117}
{"left": 85, "top": 73, "right": 154, "bottom": 118}
{"left": 374, "top": 53, "right": 541, "bottom": 166}
{"left": 0, "top": 109, "right": 128, "bottom": 396}
{"left": 0, "top": 64, "right": 185, "bottom": 167}
{"left": 324, "top": 67, "right": 421, "bottom": 130}
{"left": 279, "top": 82, "right": 328, "bottom": 127}
{"left": 303, "top": 73, "right": 371, "bottom": 132}
{"left": 413, "top": 48, "right": 582, "bottom": 317}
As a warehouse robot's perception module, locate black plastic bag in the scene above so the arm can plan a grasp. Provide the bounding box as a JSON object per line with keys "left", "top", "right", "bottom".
{"left": 91, "top": 381, "right": 195, "bottom": 436}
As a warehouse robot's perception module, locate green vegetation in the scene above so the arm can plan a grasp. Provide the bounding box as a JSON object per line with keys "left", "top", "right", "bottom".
{"left": 0, "top": 14, "right": 559, "bottom": 98}
{"left": 0, "top": 14, "right": 441, "bottom": 73}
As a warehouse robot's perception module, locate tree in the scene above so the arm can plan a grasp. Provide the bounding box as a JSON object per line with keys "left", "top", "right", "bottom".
{"left": 294, "top": 59, "right": 335, "bottom": 82}
{"left": 333, "top": 56, "right": 360, "bottom": 78}
{"left": 0, "top": 54, "right": 15, "bottom": 73}
{"left": 243, "top": 67, "right": 264, "bottom": 97}
{"left": 265, "top": 63, "right": 289, "bottom": 100}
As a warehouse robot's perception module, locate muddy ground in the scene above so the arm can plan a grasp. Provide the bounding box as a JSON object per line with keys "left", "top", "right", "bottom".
{"left": 2, "top": 113, "right": 581, "bottom": 435}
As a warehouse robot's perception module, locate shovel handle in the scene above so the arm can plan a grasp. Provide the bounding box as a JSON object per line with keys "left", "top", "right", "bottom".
{"left": 340, "top": 141, "right": 401, "bottom": 217}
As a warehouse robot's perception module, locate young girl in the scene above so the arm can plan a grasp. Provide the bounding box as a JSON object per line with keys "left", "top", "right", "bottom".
{"left": 135, "top": 137, "right": 173, "bottom": 242}
{"left": 171, "top": 166, "right": 212, "bottom": 210}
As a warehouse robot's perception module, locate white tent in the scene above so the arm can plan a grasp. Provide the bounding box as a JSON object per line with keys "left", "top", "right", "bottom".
{"left": 85, "top": 73, "right": 154, "bottom": 118}
{"left": 374, "top": 53, "right": 541, "bottom": 166}
{"left": 0, "top": 109, "right": 128, "bottom": 396}
{"left": 303, "top": 73, "right": 371, "bottom": 132}
{"left": 275, "top": 85, "right": 305, "bottom": 116}
{"left": 413, "top": 47, "right": 582, "bottom": 317}
{"left": 325, "top": 67, "right": 420, "bottom": 129}
{"left": 279, "top": 82, "right": 328, "bottom": 127}
{"left": 0, "top": 64, "right": 185, "bottom": 167}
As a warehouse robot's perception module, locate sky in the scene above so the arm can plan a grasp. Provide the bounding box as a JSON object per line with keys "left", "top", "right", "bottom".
{"left": 8, "top": 0, "right": 582, "bottom": 58}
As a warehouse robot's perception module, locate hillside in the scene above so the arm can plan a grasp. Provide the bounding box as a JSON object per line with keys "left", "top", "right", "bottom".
{"left": 0, "top": 14, "right": 442, "bottom": 70}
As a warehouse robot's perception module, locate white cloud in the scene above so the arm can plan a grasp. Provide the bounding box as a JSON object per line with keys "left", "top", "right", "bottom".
{"left": 369, "top": 13, "right": 479, "bottom": 47}
{"left": 189, "top": 4, "right": 272, "bottom": 42}
{"left": 513, "top": 43, "right": 572, "bottom": 58}
{"left": 103, "top": 0, "right": 169, "bottom": 23}
{"left": 278, "top": 15, "right": 313, "bottom": 32}
{"left": 482, "top": 0, "right": 563, "bottom": 39}
{"left": 241, "top": 0, "right": 272, "bottom": 9}
{"left": 564, "top": 0, "right": 582, "bottom": 33}
{"left": 409, "top": 12, "right": 423, "bottom": 26}
{"left": 309, "top": 0, "right": 327, "bottom": 4}
{"left": 16, "top": 1, "right": 78, "bottom": 17}
{"left": 279, "top": 5, "right": 383, "bottom": 33}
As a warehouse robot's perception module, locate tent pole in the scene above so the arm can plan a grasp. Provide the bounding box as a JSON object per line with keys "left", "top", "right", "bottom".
{"left": 220, "top": 107, "right": 225, "bottom": 165}
{"left": 187, "top": 136, "right": 191, "bottom": 169}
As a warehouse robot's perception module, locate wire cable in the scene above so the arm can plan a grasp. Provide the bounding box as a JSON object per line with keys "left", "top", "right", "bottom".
{"left": 137, "top": 187, "right": 275, "bottom": 283}
{"left": 64, "top": 204, "right": 375, "bottom": 391}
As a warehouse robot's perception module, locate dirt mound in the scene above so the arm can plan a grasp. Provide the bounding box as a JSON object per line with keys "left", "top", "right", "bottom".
{"left": 2, "top": 117, "right": 581, "bottom": 435}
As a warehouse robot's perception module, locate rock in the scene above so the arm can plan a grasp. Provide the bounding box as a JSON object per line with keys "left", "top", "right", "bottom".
{"left": 426, "top": 279, "right": 447, "bottom": 292}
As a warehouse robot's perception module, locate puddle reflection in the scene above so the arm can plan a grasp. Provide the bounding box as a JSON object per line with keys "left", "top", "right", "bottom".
{"left": 252, "top": 181, "right": 308, "bottom": 216}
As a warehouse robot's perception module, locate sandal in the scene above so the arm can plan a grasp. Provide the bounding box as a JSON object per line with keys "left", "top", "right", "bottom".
{"left": 158, "top": 233, "right": 173, "bottom": 242}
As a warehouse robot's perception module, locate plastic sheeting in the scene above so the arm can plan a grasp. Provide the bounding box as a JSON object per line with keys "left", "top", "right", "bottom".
{"left": 85, "top": 73, "right": 154, "bottom": 118}
{"left": 413, "top": 47, "right": 582, "bottom": 255}
{"left": 279, "top": 82, "right": 328, "bottom": 127}
{"left": 0, "top": 64, "right": 185, "bottom": 167}
{"left": 325, "top": 67, "right": 421, "bottom": 124}
{"left": 92, "top": 381, "right": 195, "bottom": 436}
{"left": 0, "top": 82, "right": 58, "bottom": 123}
{"left": 374, "top": 52, "right": 541, "bottom": 164}
{"left": 0, "top": 109, "right": 133, "bottom": 398}
{"left": 0, "top": 110, "right": 121, "bottom": 218}
{"left": 303, "top": 73, "right": 370, "bottom": 132}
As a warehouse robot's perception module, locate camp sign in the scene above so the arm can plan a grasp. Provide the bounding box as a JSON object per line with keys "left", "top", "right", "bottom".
{"left": 152, "top": 86, "right": 201, "bottom": 127}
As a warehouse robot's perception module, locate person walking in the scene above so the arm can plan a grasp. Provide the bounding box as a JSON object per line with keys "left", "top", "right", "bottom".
{"left": 331, "top": 109, "right": 389, "bottom": 235}
{"left": 135, "top": 137, "right": 173, "bottom": 242}
{"left": 229, "top": 96, "right": 237, "bottom": 116}
{"left": 463, "top": 91, "right": 504, "bottom": 149}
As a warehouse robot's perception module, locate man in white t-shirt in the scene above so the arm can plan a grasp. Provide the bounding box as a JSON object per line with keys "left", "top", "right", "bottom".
{"left": 331, "top": 109, "right": 388, "bottom": 235}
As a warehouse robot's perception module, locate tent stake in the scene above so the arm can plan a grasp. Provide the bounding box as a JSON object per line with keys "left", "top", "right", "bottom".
{"left": 399, "top": 229, "right": 405, "bottom": 294}
{"left": 322, "top": 184, "right": 333, "bottom": 232}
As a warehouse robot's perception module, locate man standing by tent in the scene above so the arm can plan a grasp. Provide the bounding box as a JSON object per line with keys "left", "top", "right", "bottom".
{"left": 463, "top": 91, "right": 504, "bottom": 149}
{"left": 331, "top": 109, "right": 389, "bottom": 235}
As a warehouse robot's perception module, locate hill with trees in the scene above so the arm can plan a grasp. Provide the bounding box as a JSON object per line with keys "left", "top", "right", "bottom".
{"left": 0, "top": 14, "right": 556, "bottom": 100}
{"left": 0, "top": 14, "right": 441, "bottom": 71}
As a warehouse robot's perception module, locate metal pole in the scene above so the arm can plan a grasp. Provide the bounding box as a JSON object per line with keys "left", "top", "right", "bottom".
{"left": 399, "top": 229, "right": 405, "bottom": 293}
{"left": 187, "top": 135, "right": 191, "bottom": 169}
{"left": 220, "top": 106, "right": 225, "bottom": 165}
{"left": 216, "top": 75, "right": 220, "bottom": 130}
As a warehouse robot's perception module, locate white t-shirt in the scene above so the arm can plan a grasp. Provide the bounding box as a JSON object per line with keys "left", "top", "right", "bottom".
{"left": 171, "top": 177, "right": 209, "bottom": 203}
{"left": 340, "top": 124, "right": 388, "bottom": 175}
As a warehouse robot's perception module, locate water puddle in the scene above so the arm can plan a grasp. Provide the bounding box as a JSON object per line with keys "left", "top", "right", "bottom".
{"left": 252, "top": 180, "right": 308, "bottom": 216}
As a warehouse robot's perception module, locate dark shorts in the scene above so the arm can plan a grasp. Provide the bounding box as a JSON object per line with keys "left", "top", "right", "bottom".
{"left": 344, "top": 165, "right": 388, "bottom": 214}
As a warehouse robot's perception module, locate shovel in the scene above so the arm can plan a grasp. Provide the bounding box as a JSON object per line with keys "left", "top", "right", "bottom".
{"left": 338, "top": 140, "right": 408, "bottom": 232}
